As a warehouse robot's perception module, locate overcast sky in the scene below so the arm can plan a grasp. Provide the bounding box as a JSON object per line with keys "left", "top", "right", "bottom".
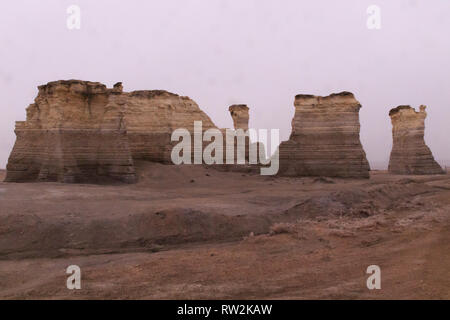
{"left": 1, "top": 0, "right": 449, "bottom": 169}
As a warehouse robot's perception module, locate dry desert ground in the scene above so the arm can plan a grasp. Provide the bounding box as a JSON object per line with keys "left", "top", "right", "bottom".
{"left": 0, "top": 163, "right": 449, "bottom": 299}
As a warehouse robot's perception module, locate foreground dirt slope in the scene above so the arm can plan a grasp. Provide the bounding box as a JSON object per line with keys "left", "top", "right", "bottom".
{"left": 0, "top": 166, "right": 449, "bottom": 299}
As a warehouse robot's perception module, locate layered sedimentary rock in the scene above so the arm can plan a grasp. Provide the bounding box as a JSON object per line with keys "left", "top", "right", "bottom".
{"left": 388, "top": 105, "right": 444, "bottom": 175}
{"left": 124, "top": 90, "right": 216, "bottom": 163}
{"left": 6, "top": 80, "right": 136, "bottom": 183}
{"left": 6, "top": 80, "right": 222, "bottom": 183}
{"left": 278, "top": 92, "right": 370, "bottom": 178}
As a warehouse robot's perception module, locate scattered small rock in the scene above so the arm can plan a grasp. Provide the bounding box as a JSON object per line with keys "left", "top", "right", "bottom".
{"left": 270, "top": 223, "right": 295, "bottom": 235}
{"left": 329, "top": 230, "right": 356, "bottom": 238}
{"left": 313, "top": 177, "right": 335, "bottom": 184}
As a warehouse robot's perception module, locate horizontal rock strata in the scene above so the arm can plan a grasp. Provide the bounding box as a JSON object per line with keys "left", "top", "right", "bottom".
{"left": 278, "top": 92, "right": 370, "bottom": 178}
{"left": 5, "top": 80, "right": 229, "bottom": 183}
{"left": 5, "top": 80, "right": 136, "bottom": 183}
{"left": 124, "top": 90, "right": 217, "bottom": 163}
{"left": 388, "top": 105, "right": 444, "bottom": 175}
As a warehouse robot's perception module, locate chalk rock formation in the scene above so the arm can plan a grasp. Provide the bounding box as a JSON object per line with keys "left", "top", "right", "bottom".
{"left": 229, "top": 105, "right": 249, "bottom": 131}
{"left": 5, "top": 80, "right": 136, "bottom": 183}
{"left": 5, "top": 80, "right": 332, "bottom": 183}
{"left": 5, "top": 80, "right": 221, "bottom": 183}
{"left": 124, "top": 90, "right": 217, "bottom": 163}
{"left": 228, "top": 104, "right": 266, "bottom": 163}
{"left": 278, "top": 92, "right": 370, "bottom": 178}
{"left": 388, "top": 105, "right": 444, "bottom": 175}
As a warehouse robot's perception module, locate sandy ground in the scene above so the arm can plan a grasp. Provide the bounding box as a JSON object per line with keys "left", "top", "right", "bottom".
{"left": 0, "top": 164, "right": 449, "bottom": 299}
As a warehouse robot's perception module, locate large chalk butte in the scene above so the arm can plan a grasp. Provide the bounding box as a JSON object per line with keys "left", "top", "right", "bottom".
{"left": 5, "top": 80, "right": 216, "bottom": 183}
{"left": 278, "top": 92, "right": 370, "bottom": 178}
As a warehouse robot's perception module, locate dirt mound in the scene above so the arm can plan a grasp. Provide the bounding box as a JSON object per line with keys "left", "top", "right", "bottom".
{"left": 0, "top": 207, "right": 273, "bottom": 260}
{"left": 283, "top": 180, "right": 438, "bottom": 220}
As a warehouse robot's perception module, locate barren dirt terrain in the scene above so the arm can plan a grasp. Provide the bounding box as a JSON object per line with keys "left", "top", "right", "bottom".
{"left": 0, "top": 164, "right": 449, "bottom": 299}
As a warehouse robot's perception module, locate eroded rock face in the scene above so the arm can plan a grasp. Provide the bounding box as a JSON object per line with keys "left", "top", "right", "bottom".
{"left": 6, "top": 82, "right": 374, "bottom": 183}
{"left": 124, "top": 90, "right": 217, "bottom": 163}
{"left": 5, "top": 80, "right": 220, "bottom": 183}
{"left": 278, "top": 92, "right": 370, "bottom": 178}
{"left": 227, "top": 104, "right": 267, "bottom": 163}
{"left": 229, "top": 105, "right": 249, "bottom": 131}
{"left": 5, "top": 80, "right": 136, "bottom": 183}
{"left": 388, "top": 105, "right": 444, "bottom": 175}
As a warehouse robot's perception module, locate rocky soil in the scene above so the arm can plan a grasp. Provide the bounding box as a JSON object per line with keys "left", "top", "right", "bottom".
{"left": 0, "top": 165, "right": 449, "bottom": 299}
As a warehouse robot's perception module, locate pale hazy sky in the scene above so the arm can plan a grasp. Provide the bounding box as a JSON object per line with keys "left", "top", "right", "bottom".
{"left": 1, "top": 0, "right": 449, "bottom": 169}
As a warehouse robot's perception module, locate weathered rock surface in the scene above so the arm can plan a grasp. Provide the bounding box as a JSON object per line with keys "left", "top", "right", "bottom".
{"left": 228, "top": 104, "right": 266, "bottom": 163}
{"left": 278, "top": 92, "right": 370, "bottom": 178}
{"left": 388, "top": 105, "right": 444, "bottom": 175}
{"left": 229, "top": 105, "right": 249, "bottom": 131}
{"left": 5, "top": 80, "right": 223, "bottom": 183}
{"left": 5, "top": 80, "right": 136, "bottom": 183}
{"left": 7, "top": 82, "right": 375, "bottom": 183}
{"left": 124, "top": 90, "right": 216, "bottom": 163}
